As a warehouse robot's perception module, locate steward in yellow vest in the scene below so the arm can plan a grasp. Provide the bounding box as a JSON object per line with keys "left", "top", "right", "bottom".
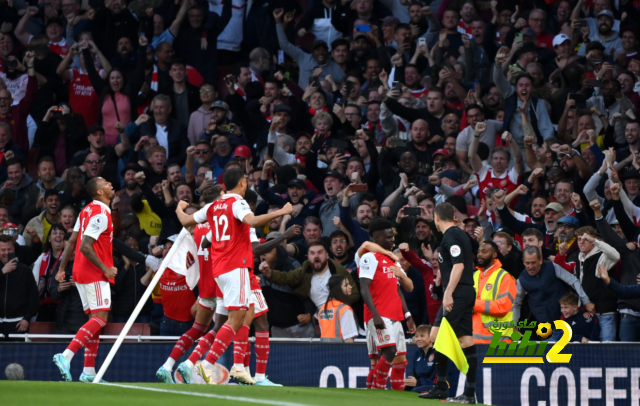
{"left": 472, "top": 241, "right": 517, "bottom": 343}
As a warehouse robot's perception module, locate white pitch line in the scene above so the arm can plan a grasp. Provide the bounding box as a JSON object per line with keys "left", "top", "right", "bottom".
{"left": 102, "top": 383, "right": 319, "bottom": 406}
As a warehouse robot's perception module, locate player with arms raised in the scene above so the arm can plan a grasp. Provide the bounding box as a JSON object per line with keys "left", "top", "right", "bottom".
{"left": 156, "top": 186, "right": 223, "bottom": 383}
{"left": 358, "top": 218, "right": 415, "bottom": 390}
{"left": 52, "top": 177, "right": 116, "bottom": 383}
{"left": 176, "top": 167, "right": 293, "bottom": 385}
{"left": 420, "top": 202, "right": 478, "bottom": 403}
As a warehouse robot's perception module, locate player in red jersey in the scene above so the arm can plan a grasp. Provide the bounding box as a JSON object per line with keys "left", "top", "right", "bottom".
{"left": 176, "top": 168, "right": 293, "bottom": 385}
{"left": 358, "top": 218, "right": 416, "bottom": 391}
{"left": 52, "top": 177, "right": 116, "bottom": 383}
{"left": 156, "top": 186, "right": 223, "bottom": 384}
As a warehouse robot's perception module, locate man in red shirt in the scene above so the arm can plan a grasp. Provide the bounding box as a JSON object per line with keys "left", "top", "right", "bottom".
{"left": 0, "top": 52, "right": 37, "bottom": 153}
{"left": 359, "top": 218, "right": 416, "bottom": 391}
{"left": 52, "top": 177, "right": 116, "bottom": 383}
{"left": 176, "top": 168, "right": 292, "bottom": 385}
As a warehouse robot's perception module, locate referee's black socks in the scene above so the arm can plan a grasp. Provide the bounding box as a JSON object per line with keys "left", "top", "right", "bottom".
{"left": 435, "top": 350, "right": 449, "bottom": 391}
{"left": 463, "top": 346, "right": 477, "bottom": 397}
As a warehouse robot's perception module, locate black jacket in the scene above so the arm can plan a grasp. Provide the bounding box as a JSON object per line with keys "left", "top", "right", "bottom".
{"left": 0, "top": 259, "right": 39, "bottom": 321}
{"left": 50, "top": 261, "right": 87, "bottom": 334}
{"left": 111, "top": 239, "right": 153, "bottom": 318}
{"left": 0, "top": 140, "right": 26, "bottom": 185}
{"left": 34, "top": 113, "right": 88, "bottom": 169}
{"left": 136, "top": 118, "right": 190, "bottom": 166}
{"left": 607, "top": 201, "right": 640, "bottom": 313}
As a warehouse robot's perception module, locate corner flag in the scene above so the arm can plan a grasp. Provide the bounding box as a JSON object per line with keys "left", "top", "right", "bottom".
{"left": 434, "top": 317, "right": 469, "bottom": 375}
{"left": 164, "top": 228, "right": 200, "bottom": 289}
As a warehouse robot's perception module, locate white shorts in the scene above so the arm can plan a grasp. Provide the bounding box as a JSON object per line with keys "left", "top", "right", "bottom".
{"left": 366, "top": 327, "right": 378, "bottom": 358}
{"left": 250, "top": 289, "right": 269, "bottom": 317}
{"left": 366, "top": 317, "right": 407, "bottom": 355}
{"left": 76, "top": 281, "right": 111, "bottom": 314}
{"left": 199, "top": 297, "right": 229, "bottom": 316}
{"left": 215, "top": 268, "right": 250, "bottom": 311}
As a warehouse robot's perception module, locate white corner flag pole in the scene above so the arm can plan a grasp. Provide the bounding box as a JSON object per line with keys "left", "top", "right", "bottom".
{"left": 93, "top": 228, "right": 189, "bottom": 383}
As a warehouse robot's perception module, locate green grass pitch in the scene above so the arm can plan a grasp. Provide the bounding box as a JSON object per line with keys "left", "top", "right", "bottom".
{"left": 0, "top": 381, "right": 490, "bottom": 406}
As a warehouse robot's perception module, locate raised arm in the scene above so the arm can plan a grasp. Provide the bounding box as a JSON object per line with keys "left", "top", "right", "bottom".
{"left": 468, "top": 122, "right": 485, "bottom": 173}
{"left": 169, "top": 0, "right": 189, "bottom": 37}
{"left": 14, "top": 6, "right": 38, "bottom": 46}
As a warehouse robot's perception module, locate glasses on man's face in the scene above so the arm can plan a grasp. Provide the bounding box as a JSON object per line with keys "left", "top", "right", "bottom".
{"left": 200, "top": 88, "right": 213, "bottom": 93}
{"left": 195, "top": 149, "right": 210, "bottom": 154}
{"left": 444, "top": 119, "right": 459, "bottom": 124}
{"left": 557, "top": 224, "right": 573, "bottom": 230}
{"left": 85, "top": 159, "right": 100, "bottom": 164}
{"left": 332, "top": 239, "right": 347, "bottom": 244}
{"left": 494, "top": 240, "right": 505, "bottom": 245}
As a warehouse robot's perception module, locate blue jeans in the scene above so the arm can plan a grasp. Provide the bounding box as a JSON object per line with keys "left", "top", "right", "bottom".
{"left": 597, "top": 313, "right": 617, "bottom": 342}
{"left": 619, "top": 315, "right": 640, "bottom": 342}
{"left": 160, "top": 315, "right": 194, "bottom": 337}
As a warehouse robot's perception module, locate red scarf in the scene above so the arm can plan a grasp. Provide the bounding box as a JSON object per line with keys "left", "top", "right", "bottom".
{"left": 309, "top": 107, "right": 328, "bottom": 115}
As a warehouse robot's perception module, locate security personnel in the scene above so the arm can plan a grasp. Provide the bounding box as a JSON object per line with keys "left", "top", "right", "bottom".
{"left": 472, "top": 241, "right": 517, "bottom": 343}
{"left": 318, "top": 275, "right": 358, "bottom": 342}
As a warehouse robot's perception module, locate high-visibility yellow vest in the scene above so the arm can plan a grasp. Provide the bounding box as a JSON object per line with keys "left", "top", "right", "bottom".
{"left": 473, "top": 267, "right": 513, "bottom": 341}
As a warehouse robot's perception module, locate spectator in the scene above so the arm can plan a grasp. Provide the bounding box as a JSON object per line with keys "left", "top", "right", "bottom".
{"left": 0, "top": 158, "right": 39, "bottom": 226}
{"left": 32, "top": 224, "right": 67, "bottom": 322}
{"left": 23, "top": 189, "right": 61, "bottom": 246}
{"left": 49, "top": 232, "right": 86, "bottom": 334}
{"left": 0, "top": 52, "right": 36, "bottom": 152}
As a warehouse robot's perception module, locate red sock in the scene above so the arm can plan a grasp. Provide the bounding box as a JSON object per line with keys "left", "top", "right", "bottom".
{"left": 390, "top": 361, "right": 408, "bottom": 390}
{"left": 374, "top": 357, "right": 392, "bottom": 390}
{"left": 366, "top": 365, "right": 376, "bottom": 389}
{"left": 244, "top": 344, "right": 251, "bottom": 368}
{"left": 188, "top": 329, "right": 216, "bottom": 364}
{"left": 68, "top": 317, "right": 106, "bottom": 354}
{"left": 84, "top": 330, "right": 100, "bottom": 368}
{"left": 204, "top": 324, "right": 235, "bottom": 365}
{"left": 169, "top": 322, "right": 207, "bottom": 361}
{"left": 233, "top": 324, "right": 250, "bottom": 364}
{"left": 255, "top": 331, "right": 269, "bottom": 374}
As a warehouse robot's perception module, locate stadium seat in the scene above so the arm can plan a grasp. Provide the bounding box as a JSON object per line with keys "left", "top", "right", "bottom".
{"left": 102, "top": 323, "right": 151, "bottom": 342}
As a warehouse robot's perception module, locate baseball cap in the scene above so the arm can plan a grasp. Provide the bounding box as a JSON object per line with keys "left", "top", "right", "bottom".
{"left": 324, "top": 170, "right": 344, "bottom": 182}
{"left": 558, "top": 215, "right": 580, "bottom": 228}
{"left": 266, "top": 231, "right": 282, "bottom": 242}
{"left": 273, "top": 104, "right": 292, "bottom": 114}
{"left": 312, "top": 40, "right": 329, "bottom": 51}
{"left": 233, "top": 145, "right": 252, "bottom": 160}
{"left": 623, "top": 169, "right": 640, "bottom": 180}
{"left": 88, "top": 124, "right": 105, "bottom": 134}
{"left": 586, "top": 41, "right": 606, "bottom": 52}
{"left": 463, "top": 216, "right": 480, "bottom": 224}
{"left": 553, "top": 34, "right": 571, "bottom": 47}
{"left": 438, "top": 169, "right": 459, "bottom": 183}
{"left": 432, "top": 148, "right": 450, "bottom": 158}
{"left": 288, "top": 178, "right": 306, "bottom": 189}
{"left": 210, "top": 100, "right": 229, "bottom": 112}
{"left": 121, "top": 162, "right": 142, "bottom": 177}
{"left": 380, "top": 16, "right": 401, "bottom": 24}
{"left": 597, "top": 10, "right": 615, "bottom": 21}
{"left": 610, "top": 218, "right": 620, "bottom": 225}
{"left": 557, "top": 148, "right": 581, "bottom": 159}
{"left": 545, "top": 202, "right": 564, "bottom": 212}
{"left": 521, "top": 28, "right": 536, "bottom": 38}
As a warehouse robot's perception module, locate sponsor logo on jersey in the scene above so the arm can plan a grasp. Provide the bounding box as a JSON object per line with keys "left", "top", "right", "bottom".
{"left": 450, "top": 245, "right": 461, "bottom": 257}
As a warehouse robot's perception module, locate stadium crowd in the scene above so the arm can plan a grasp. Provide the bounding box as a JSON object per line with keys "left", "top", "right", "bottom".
{"left": 3, "top": 0, "right": 640, "bottom": 352}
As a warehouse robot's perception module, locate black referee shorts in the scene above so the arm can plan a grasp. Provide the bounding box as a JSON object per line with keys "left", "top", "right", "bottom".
{"left": 434, "top": 285, "right": 475, "bottom": 337}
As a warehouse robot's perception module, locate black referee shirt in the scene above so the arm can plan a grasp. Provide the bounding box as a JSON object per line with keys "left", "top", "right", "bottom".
{"left": 437, "top": 226, "right": 475, "bottom": 289}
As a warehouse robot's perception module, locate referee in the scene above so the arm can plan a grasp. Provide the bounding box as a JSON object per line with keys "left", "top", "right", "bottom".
{"left": 420, "top": 202, "right": 478, "bottom": 404}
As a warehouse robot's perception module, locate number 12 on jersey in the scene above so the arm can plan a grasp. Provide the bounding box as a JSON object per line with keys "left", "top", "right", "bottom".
{"left": 212, "top": 215, "right": 230, "bottom": 241}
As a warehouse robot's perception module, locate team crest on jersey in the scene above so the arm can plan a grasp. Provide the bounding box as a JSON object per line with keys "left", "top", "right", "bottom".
{"left": 500, "top": 179, "right": 507, "bottom": 187}
{"left": 186, "top": 252, "right": 195, "bottom": 269}
{"left": 486, "top": 283, "right": 493, "bottom": 291}
{"left": 584, "top": 312, "right": 591, "bottom": 319}
{"left": 450, "top": 245, "right": 461, "bottom": 257}
{"left": 384, "top": 335, "right": 390, "bottom": 341}
{"left": 429, "top": 353, "right": 435, "bottom": 362}
{"left": 104, "top": 299, "right": 109, "bottom": 305}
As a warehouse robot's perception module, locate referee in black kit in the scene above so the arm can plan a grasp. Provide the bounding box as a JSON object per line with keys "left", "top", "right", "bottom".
{"left": 420, "top": 202, "right": 478, "bottom": 404}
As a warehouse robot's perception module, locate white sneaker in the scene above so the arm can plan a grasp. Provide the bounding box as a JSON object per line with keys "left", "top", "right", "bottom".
{"left": 229, "top": 365, "right": 256, "bottom": 385}
{"left": 194, "top": 363, "right": 217, "bottom": 385}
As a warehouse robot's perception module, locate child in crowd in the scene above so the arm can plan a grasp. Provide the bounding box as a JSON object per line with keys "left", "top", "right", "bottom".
{"left": 404, "top": 324, "right": 437, "bottom": 393}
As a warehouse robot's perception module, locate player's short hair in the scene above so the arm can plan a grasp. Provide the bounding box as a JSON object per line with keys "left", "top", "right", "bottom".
{"left": 559, "top": 292, "right": 579, "bottom": 306}
{"left": 244, "top": 189, "right": 258, "bottom": 207}
{"left": 434, "top": 202, "right": 455, "bottom": 222}
{"left": 85, "top": 177, "right": 102, "bottom": 198}
{"left": 223, "top": 167, "right": 245, "bottom": 190}
{"left": 225, "top": 160, "right": 242, "bottom": 170}
{"left": 522, "top": 228, "right": 543, "bottom": 241}
{"left": 416, "top": 324, "right": 432, "bottom": 335}
{"left": 493, "top": 231, "right": 513, "bottom": 246}
{"left": 368, "top": 217, "right": 394, "bottom": 238}
{"left": 201, "top": 185, "right": 223, "bottom": 204}
{"left": 523, "top": 245, "right": 542, "bottom": 259}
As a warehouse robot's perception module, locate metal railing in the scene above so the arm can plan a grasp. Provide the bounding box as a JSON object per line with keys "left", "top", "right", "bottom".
{"left": 6, "top": 334, "right": 373, "bottom": 344}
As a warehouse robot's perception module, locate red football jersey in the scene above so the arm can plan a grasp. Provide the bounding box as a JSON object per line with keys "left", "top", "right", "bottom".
{"left": 159, "top": 267, "right": 196, "bottom": 322}
{"left": 68, "top": 69, "right": 102, "bottom": 128}
{"left": 72, "top": 200, "right": 114, "bottom": 284}
{"left": 49, "top": 39, "right": 69, "bottom": 57}
{"left": 357, "top": 252, "right": 404, "bottom": 323}
{"left": 248, "top": 228, "right": 261, "bottom": 291}
{"left": 194, "top": 222, "right": 221, "bottom": 299}
{"left": 476, "top": 163, "right": 520, "bottom": 204}
{"left": 193, "top": 193, "right": 254, "bottom": 278}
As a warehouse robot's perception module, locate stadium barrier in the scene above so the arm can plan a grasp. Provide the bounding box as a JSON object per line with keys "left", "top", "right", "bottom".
{"left": 2, "top": 339, "right": 640, "bottom": 405}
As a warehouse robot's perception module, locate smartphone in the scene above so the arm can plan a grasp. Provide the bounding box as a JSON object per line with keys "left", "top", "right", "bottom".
{"left": 419, "top": 37, "right": 426, "bottom": 46}
{"left": 219, "top": 124, "right": 231, "bottom": 132}
{"left": 267, "top": 142, "right": 275, "bottom": 161}
{"left": 515, "top": 33, "right": 523, "bottom": 42}
{"left": 405, "top": 207, "right": 422, "bottom": 216}
{"left": 278, "top": 50, "right": 284, "bottom": 65}
{"left": 205, "top": 171, "right": 213, "bottom": 181}
{"left": 434, "top": 162, "right": 443, "bottom": 170}
{"left": 392, "top": 81, "right": 402, "bottom": 90}
{"left": 350, "top": 184, "right": 368, "bottom": 192}
{"left": 7, "top": 252, "right": 16, "bottom": 262}
{"left": 356, "top": 24, "right": 371, "bottom": 32}
{"left": 604, "top": 55, "right": 614, "bottom": 64}
{"left": 229, "top": 124, "right": 236, "bottom": 133}
{"left": 577, "top": 20, "right": 588, "bottom": 27}
{"left": 390, "top": 139, "right": 407, "bottom": 147}
{"left": 345, "top": 135, "right": 357, "bottom": 141}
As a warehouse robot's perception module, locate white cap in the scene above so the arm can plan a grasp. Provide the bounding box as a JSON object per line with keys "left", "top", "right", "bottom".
{"left": 553, "top": 34, "right": 571, "bottom": 47}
